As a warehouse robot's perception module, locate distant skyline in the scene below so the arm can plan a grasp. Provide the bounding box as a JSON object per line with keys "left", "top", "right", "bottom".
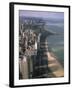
{"left": 19, "top": 10, "right": 64, "bottom": 20}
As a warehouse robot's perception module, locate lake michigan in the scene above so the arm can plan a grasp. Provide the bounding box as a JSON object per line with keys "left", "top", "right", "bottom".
{"left": 46, "top": 18, "right": 64, "bottom": 65}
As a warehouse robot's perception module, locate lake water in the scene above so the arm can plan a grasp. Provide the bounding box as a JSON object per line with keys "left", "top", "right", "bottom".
{"left": 46, "top": 18, "right": 64, "bottom": 63}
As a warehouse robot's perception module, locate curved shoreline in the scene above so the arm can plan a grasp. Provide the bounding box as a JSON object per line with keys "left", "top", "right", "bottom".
{"left": 47, "top": 52, "right": 64, "bottom": 77}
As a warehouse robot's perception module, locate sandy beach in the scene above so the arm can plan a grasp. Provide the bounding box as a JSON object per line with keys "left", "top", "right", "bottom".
{"left": 47, "top": 52, "right": 64, "bottom": 77}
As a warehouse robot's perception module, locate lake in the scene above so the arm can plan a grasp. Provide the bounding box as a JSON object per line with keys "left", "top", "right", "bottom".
{"left": 46, "top": 18, "right": 64, "bottom": 64}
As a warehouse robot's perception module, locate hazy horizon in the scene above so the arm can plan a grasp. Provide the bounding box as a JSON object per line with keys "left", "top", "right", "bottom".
{"left": 19, "top": 10, "right": 64, "bottom": 20}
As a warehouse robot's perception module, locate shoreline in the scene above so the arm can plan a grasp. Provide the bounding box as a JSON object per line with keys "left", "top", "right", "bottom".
{"left": 47, "top": 51, "right": 64, "bottom": 77}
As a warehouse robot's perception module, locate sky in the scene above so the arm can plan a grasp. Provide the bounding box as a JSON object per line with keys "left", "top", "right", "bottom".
{"left": 19, "top": 10, "right": 64, "bottom": 20}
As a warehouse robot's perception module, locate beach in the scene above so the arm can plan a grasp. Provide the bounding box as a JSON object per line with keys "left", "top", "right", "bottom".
{"left": 47, "top": 52, "right": 64, "bottom": 77}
